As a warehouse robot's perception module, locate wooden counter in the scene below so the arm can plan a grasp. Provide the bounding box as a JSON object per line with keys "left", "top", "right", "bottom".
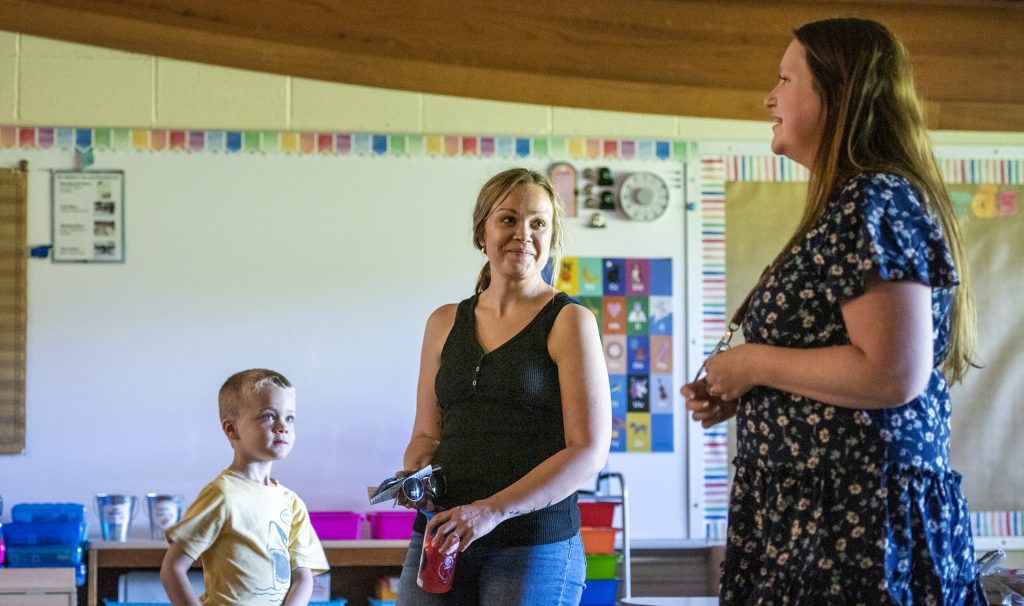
{"left": 87, "top": 539, "right": 409, "bottom": 606}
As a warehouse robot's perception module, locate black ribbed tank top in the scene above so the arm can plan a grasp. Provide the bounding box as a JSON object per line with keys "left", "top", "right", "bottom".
{"left": 416, "top": 291, "right": 581, "bottom": 547}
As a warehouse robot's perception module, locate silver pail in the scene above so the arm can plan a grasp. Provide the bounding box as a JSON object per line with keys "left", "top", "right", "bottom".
{"left": 96, "top": 493, "right": 137, "bottom": 542}
{"left": 145, "top": 493, "right": 184, "bottom": 540}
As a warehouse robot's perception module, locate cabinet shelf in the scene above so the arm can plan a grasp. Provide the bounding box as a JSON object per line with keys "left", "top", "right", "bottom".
{"left": 86, "top": 539, "right": 408, "bottom": 606}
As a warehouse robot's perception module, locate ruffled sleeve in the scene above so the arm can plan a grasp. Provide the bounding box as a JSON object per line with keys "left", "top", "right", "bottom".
{"left": 820, "top": 172, "right": 959, "bottom": 303}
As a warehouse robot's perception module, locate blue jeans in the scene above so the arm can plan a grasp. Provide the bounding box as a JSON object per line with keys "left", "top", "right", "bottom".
{"left": 397, "top": 531, "right": 586, "bottom": 606}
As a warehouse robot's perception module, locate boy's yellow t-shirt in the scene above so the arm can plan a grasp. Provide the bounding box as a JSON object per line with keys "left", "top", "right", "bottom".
{"left": 166, "top": 470, "right": 329, "bottom": 605}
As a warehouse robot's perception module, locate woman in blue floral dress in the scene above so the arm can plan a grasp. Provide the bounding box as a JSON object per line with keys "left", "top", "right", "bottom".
{"left": 682, "top": 19, "right": 987, "bottom": 604}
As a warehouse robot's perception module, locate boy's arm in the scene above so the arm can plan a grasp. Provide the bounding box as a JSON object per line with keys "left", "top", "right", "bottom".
{"left": 160, "top": 542, "right": 201, "bottom": 606}
{"left": 282, "top": 567, "right": 314, "bottom": 606}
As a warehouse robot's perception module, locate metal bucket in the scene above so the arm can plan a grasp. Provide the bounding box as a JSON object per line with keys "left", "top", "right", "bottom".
{"left": 96, "top": 493, "right": 137, "bottom": 541}
{"left": 145, "top": 494, "right": 184, "bottom": 540}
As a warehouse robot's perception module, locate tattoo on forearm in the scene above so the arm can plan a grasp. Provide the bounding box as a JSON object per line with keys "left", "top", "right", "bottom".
{"left": 509, "top": 499, "right": 554, "bottom": 516}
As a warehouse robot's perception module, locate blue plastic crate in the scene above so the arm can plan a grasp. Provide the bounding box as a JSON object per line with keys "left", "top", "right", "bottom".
{"left": 580, "top": 578, "right": 620, "bottom": 606}
{"left": 12, "top": 503, "right": 87, "bottom": 523}
{"left": 1, "top": 521, "right": 88, "bottom": 545}
{"left": 6, "top": 544, "right": 84, "bottom": 566}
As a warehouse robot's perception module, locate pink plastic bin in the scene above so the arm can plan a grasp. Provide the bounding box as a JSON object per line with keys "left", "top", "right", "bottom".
{"left": 309, "top": 511, "right": 363, "bottom": 540}
{"left": 367, "top": 511, "right": 417, "bottom": 540}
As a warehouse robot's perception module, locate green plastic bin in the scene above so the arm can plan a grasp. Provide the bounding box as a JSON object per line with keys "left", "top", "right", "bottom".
{"left": 585, "top": 553, "right": 620, "bottom": 580}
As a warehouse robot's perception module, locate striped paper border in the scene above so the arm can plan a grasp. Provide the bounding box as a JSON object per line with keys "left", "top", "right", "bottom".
{"left": 940, "top": 158, "right": 1024, "bottom": 185}
{"left": 698, "top": 153, "right": 1023, "bottom": 539}
{"left": 972, "top": 511, "right": 1024, "bottom": 536}
{"left": 718, "top": 153, "right": 1024, "bottom": 185}
{"left": 699, "top": 156, "right": 729, "bottom": 540}
{"left": 0, "top": 125, "right": 689, "bottom": 162}
{"left": 723, "top": 154, "right": 810, "bottom": 182}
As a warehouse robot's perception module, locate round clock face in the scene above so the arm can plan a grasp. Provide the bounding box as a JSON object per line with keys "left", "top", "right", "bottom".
{"left": 618, "top": 172, "right": 670, "bottom": 221}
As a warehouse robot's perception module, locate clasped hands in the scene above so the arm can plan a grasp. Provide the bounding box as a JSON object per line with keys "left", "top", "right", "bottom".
{"left": 681, "top": 344, "right": 752, "bottom": 428}
{"left": 682, "top": 378, "right": 739, "bottom": 428}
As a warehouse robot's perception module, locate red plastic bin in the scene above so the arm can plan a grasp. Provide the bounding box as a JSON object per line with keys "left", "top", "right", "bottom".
{"left": 367, "top": 511, "right": 417, "bottom": 540}
{"left": 309, "top": 511, "right": 363, "bottom": 540}
{"left": 577, "top": 502, "right": 617, "bottom": 527}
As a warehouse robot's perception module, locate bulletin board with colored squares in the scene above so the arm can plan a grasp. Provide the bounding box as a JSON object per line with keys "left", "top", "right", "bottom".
{"left": 556, "top": 257, "right": 674, "bottom": 453}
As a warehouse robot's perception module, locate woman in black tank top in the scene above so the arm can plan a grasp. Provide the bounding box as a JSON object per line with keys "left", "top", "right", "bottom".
{"left": 395, "top": 168, "right": 612, "bottom": 606}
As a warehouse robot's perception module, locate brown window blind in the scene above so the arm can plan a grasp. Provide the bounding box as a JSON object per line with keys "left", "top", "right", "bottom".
{"left": 0, "top": 165, "right": 27, "bottom": 454}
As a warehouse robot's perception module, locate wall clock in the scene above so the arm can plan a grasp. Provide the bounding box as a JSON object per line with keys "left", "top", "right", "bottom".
{"left": 618, "top": 172, "right": 669, "bottom": 221}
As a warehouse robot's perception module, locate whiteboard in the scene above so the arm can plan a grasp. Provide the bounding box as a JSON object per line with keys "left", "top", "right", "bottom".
{"left": 0, "top": 143, "right": 697, "bottom": 544}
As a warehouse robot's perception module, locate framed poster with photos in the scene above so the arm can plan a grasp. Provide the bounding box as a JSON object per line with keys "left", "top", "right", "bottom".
{"left": 51, "top": 170, "right": 125, "bottom": 262}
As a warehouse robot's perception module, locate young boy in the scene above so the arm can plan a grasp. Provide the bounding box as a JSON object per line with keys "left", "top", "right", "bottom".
{"left": 160, "top": 369, "right": 328, "bottom": 606}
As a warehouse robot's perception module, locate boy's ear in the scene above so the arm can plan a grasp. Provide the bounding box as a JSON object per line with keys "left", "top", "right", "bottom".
{"left": 222, "top": 418, "right": 238, "bottom": 441}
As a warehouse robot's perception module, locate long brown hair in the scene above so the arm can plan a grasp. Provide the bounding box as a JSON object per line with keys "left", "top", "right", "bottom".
{"left": 472, "top": 168, "right": 565, "bottom": 293}
{"left": 787, "top": 18, "right": 976, "bottom": 382}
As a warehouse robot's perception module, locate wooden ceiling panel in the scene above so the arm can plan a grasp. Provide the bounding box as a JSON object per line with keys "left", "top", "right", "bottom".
{"left": 914, "top": 55, "right": 1024, "bottom": 105}
{"left": 1, "top": 0, "right": 1021, "bottom": 131}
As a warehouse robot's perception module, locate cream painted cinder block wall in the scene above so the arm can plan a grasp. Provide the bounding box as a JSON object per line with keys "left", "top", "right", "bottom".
{"left": 0, "top": 32, "right": 18, "bottom": 122}
{"left": 3, "top": 30, "right": 1024, "bottom": 145}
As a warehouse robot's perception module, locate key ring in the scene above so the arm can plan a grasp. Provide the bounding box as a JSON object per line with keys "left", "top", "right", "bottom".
{"left": 693, "top": 322, "right": 737, "bottom": 384}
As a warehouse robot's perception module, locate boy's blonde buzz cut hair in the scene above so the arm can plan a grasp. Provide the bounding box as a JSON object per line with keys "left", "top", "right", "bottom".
{"left": 219, "top": 368, "right": 294, "bottom": 422}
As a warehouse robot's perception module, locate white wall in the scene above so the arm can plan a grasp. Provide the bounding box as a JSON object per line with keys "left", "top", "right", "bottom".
{"left": 0, "top": 145, "right": 695, "bottom": 543}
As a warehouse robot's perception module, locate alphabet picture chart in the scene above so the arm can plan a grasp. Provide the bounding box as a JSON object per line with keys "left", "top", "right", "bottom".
{"left": 558, "top": 256, "right": 674, "bottom": 453}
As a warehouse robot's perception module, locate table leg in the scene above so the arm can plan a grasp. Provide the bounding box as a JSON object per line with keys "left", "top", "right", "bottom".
{"left": 87, "top": 547, "right": 98, "bottom": 606}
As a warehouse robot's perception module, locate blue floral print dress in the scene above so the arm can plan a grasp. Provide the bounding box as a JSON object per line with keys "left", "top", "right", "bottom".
{"left": 721, "top": 172, "right": 987, "bottom": 605}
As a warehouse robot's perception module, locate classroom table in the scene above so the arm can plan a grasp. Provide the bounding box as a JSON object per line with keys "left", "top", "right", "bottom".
{"left": 86, "top": 539, "right": 409, "bottom": 606}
